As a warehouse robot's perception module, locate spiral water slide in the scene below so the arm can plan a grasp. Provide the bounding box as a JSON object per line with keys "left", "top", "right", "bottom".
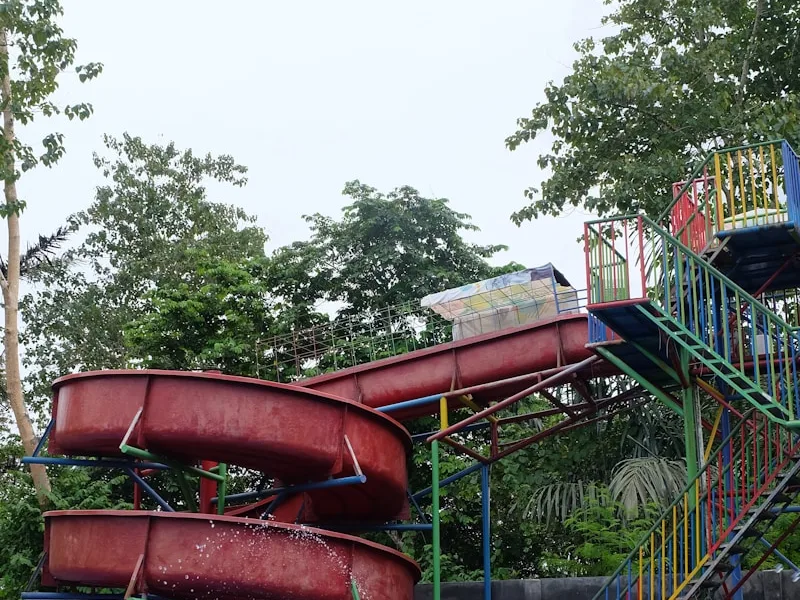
{"left": 41, "top": 313, "right": 609, "bottom": 599}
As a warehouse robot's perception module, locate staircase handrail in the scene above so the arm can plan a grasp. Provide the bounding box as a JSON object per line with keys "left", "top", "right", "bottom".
{"left": 586, "top": 212, "right": 800, "bottom": 336}
{"left": 592, "top": 409, "right": 758, "bottom": 599}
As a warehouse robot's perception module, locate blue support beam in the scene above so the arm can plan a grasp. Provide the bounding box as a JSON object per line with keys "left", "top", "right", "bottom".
{"left": 214, "top": 474, "right": 366, "bottom": 505}
{"left": 377, "top": 393, "right": 442, "bottom": 414}
{"left": 412, "top": 460, "right": 483, "bottom": 502}
{"left": 32, "top": 419, "right": 53, "bottom": 457}
{"left": 124, "top": 467, "right": 174, "bottom": 512}
{"left": 22, "top": 456, "right": 170, "bottom": 470}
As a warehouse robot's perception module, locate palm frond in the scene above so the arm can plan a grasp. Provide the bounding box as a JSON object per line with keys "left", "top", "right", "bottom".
{"left": 523, "top": 481, "right": 604, "bottom": 524}
{"left": 609, "top": 457, "right": 686, "bottom": 515}
{"left": 0, "top": 224, "right": 73, "bottom": 278}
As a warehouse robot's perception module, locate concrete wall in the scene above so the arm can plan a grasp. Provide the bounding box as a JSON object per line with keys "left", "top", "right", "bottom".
{"left": 414, "top": 570, "right": 798, "bottom": 599}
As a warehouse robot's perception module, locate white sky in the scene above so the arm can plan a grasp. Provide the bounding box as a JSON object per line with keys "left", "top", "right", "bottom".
{"left": 15, "top": 0, "right": 610, "bottom": 294}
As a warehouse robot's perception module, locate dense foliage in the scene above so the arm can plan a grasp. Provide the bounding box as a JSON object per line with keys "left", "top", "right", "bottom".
{"left": 21, "top": 134, "right": 266, "bottom": 416}
{"left": 270, "top": 180, "right": 520, "bottom": 318}
{"left": 1, "top": 133, "right": 699, "bottom": 595}
{"left": 507, "top": 0, "right": 800, "bottom": 221}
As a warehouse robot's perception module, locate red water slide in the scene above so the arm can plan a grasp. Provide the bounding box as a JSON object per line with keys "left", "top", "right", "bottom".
{"left": 299, "top": 313, "right": 612, "bottom": 419}
{"left": 41, "top": 313, "right": 605, "bottom": 598}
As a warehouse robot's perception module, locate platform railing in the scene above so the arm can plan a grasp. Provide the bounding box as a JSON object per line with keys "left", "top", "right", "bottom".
{"left": 594, "top": 410, "right": 799, "bottom": 600}
{"left": 661, "top": 140, "right": 800, "bottom": 254}
{"left": 585, "top": 214, "right": 800, "bottom": 423}
{"left": 670, "top": 172, "right": 715, "bottom": 254}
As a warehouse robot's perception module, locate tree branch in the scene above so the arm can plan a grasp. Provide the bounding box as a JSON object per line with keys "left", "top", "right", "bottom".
{"left": 736, "top": 0, "right": 765, "bottom": 105}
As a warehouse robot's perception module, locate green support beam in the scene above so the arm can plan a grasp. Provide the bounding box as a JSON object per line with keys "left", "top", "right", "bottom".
{"left": 594, "top": 347, "right": 683, "bottom": 417}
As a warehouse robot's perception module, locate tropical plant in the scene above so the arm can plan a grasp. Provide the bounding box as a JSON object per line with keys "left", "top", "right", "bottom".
{"left": 523, "top": 457, "right": 686, "bottom": 524}
{"left": 542, "top": 489, "right": 661, "bottom": 577}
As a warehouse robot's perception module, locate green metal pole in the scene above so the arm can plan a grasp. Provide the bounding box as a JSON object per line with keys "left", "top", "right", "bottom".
{"left": 431, "top": 438, "right": 441, "bottom": 600}
{"left": 174, "top": 468, "right": 197, "bottom": 512}
{"left": 350, "top": 578, "right": 361, "bottom": 599}
{"left": 119, "top": 443, "right": 226, "bottom": 482}
{"left": 680, "top": 353, "right": 700, "bottom": 485}
{"left": 216, "top": 463, "right": 227, "bottom": 516}
{"left": 594, "top": 347, "right": 683, "bottom": 416}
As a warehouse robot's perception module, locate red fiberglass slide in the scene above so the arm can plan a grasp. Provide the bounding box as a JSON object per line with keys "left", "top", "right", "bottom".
{"left": 41, "top": 313, "right": 598, "bottom": 599}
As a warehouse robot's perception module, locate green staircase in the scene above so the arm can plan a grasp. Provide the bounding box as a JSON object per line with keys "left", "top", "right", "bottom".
{"left": 586, "top": 214, "right": 800, "bottom": 429}
{"left": 585, "top": 139, "right": 800, "bottom": 598}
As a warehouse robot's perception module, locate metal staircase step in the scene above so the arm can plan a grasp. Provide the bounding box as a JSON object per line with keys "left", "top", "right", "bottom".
{"left": 732, "top": 522, "right": 762, "bottom": 536}
{"left": 720, "top": 542, "right": 747, "bottom": 555}
{"left": 699, "top": 578, "right": 721, "bottom": 589}
{"left": 777, "top": 471, "right": 800, "bottom": 486}
{"left": 712, "top": 559, "right": 735, "bottom": 573}
{"left": 745, "top": 506, "right": 777, "bottom": 521}
{"left": 769, "top": 493, "right": 792, "bottom": 504}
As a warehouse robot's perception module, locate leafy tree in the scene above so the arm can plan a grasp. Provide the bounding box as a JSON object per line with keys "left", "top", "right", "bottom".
{"left": 265, "top": 180, "right": 523, "bottom": 382}
{"left": 271, "top": 180, "right": 518, "bottom": 318}
{"left": 21, "top": 134, "right": 267, "bottom": 417}
{"left": 0, "top": 0, "right": 102, "bottom": 502}
{"left": 123, "top": 251, "right": 273, "bottom": 375}
{"left": 506, "top": 0, "right": 800, "bottom": 222}
{"left": 541, "top": 489, "right": 660, "bottom": 577}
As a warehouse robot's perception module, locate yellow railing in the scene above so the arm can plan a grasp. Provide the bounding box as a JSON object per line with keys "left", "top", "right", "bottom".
{"left": 667, "top": 140, "right": 799, "bottom": 254}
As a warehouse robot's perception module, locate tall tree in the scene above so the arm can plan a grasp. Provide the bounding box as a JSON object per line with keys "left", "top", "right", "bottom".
{"left": 21, "top": 134, "right": 266, "bottom": 416}
{"left": 0, "top": 0, "right": 102, "bottom": 502}
{"left": 506, "top": 0, "right": 800, "bottom": 221}
{"left": 271, "top": 180, "right": 517, "bottom": 317}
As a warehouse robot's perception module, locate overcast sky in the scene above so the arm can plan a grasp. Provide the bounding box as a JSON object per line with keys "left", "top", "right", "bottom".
{"left": 15, "top": 0, "right": 610, "bottom": 293}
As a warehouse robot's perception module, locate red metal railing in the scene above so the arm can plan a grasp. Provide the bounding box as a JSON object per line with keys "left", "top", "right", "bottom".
{"left": 596, "top": 410, "right": 800, "bottom": 600}
{"left": 670, "top": 172, "right": 713, "bottom": 254}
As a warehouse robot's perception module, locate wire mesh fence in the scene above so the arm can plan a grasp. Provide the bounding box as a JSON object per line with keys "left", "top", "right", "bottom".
{"left": 257, "top": 289, "right": 587, "bottom": 382}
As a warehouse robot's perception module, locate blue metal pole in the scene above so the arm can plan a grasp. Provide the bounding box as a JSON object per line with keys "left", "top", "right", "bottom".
{"left": 755, "top": 539, "right": 800, "bottom": 573}
{"left": 213, "top": 474, "right": 366, "bottom": 504}
{"left": 124, "top": 468, "right": 174, "bottom": 512}
{"left": 721, "top": 408, "right": 744, "bottom": 600}
{"left": 377, "top": 393, "right": 443, "bottom": 414}
{"left": 412, "top": 460, "right": 484, "bottom": 501}
{"left": 481, "top": 465, "right": 491, "bottom": 600}
{"left": 408, "top": 489, "right": 429, "bottom": 523}
{"left": 22, "top": 456, "right": 169, "bottom": 470}
{"left": 32, "top": 419, "right": 53, "bottom": 457}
